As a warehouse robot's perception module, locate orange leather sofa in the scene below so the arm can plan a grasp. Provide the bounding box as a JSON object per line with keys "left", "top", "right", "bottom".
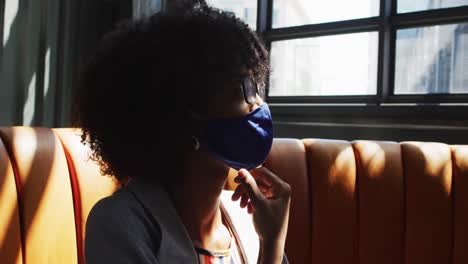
{"left": 0, "top": 127, "right": 467, "bottom": 264}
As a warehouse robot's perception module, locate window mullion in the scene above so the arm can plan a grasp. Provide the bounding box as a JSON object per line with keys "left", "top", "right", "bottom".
{"left": 393, "top": 6, "right": 468, "bottom": 28}
{"left": 377, "top": 0, "right": 396, "bottom": 104}
{"left": 258, "top": 0, "right": 272, "bottom": 98}
{"left": 256, "top": 0, "right": 271, "bottom": 34}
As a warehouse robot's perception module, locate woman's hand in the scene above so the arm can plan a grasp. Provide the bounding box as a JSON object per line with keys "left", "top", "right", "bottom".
{"left": 232, "top": 167, "right": 291, "bottom": 264}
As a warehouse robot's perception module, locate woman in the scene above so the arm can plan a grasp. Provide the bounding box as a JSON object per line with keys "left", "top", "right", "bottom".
{"left": 77, "top": 1, "right": 291, "bottom": 263}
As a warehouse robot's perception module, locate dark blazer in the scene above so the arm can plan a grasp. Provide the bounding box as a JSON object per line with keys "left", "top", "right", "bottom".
{"left": 85, "top": 179, "right": 288, "bottom": 263}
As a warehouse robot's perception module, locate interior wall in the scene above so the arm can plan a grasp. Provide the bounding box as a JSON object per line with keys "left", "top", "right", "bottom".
{"left": 0, "top": 0, "right": 133, "bottom": 128}
{"left": 0, "top": 0, "right": 62, "bottom": 127}
{"left": 271, "top": 105, "right": 468, "bottom": 144}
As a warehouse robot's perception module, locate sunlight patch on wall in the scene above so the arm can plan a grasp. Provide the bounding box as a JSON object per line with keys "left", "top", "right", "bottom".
{"left": 44, "top": 47, "right": 51, "bottom": 97}
{"left": 3, "top": 0, "right": 19, "bottom": 46}
{"left": 23, "top": 73, "right": 37, "bottom": 126}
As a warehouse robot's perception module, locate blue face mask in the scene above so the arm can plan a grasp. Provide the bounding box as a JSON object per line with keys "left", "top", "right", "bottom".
{"left": 200, "top": 103, "right": 274, "bottom": 171}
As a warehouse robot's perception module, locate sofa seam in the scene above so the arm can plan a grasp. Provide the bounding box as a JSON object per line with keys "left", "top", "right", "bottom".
{"left": 55, "top": 132, "right": 84, "bottom": 264}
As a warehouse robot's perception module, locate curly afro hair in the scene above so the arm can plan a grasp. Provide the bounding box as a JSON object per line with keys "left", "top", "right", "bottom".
{"left": 73, "top": 1, "right": 270, "bottom": 187}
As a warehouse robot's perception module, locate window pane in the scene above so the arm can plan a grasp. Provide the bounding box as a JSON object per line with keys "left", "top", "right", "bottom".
{"left": 133, "top": 0, "right": 162, "bottom": 18}
{"left": 395, "top": 23, "right": 468, "bottom": 94}
{"left": 272, "top": 0, "right": 379, "bottom": 28}
{"left": 206, "top": 0, "right": 257, "bottom": 30}
{"left": 269, "top": 32, "right": 378, "bottom": 96}
{"left": 398, "top": 0, "right": 468, "bottom": 13}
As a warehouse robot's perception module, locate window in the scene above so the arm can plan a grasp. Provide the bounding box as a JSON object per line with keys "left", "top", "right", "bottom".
{"left": 398, "top": 0, "right": 468, "bottom": 13}
{"left": 206, "top": 0, "right": 257, "bottom": 29}
{"left": 255, "top": 0, "right": 468, "bottom": 103}
{"left": 270, "top": 32, "right": 378, "bottom": 96}
{"left": 272, "top": 0, "right": 379, "bottom": 28}
{"left": 395, "top": 23, "right": 468, "bottom": 94}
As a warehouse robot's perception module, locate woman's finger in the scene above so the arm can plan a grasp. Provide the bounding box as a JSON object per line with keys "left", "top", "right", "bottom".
{"left": 238, "top": 169, "right": 264, "bottom": 206}
{"left": 250, "top": 167, "right": 291, "bottom": 196}
{"left": 249, "top": 170, "right": 273, "bottom": 188}
{"left": 232, "top": 184, "right": 245, "bottom": 201}
{"left": 240, "top": 193, "right": 249, "bottom": 208}
{"left": 251, "top": 167, "right": 281, "bottom": 184}
{"left": 247, "top": 202, "right": 254, "bottom": 214}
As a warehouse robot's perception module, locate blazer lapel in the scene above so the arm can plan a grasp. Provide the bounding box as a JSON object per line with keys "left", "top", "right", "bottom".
{"left": 127, "top": 179, "right": 198, "bottom": 263}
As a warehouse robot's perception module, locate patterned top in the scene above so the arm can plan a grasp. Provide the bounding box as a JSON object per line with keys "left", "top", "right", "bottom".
{"left": 195, "top": 236, "right": 243, "bottom": 264}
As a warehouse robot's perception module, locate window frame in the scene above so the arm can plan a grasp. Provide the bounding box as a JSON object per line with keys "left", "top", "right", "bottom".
{"left": 257, "top": 0, "right": 468, "bottom": 104}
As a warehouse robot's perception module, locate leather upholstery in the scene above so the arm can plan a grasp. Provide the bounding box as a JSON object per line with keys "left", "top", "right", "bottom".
{"left": 264, "top": 139, "right": 310, "bottom": 264}
{"left": 353, "top": 141, "right": 404, "bottom": 264}
{"left": 0, "top": 127, "right": 467, "bottom": 264}
{"left": 304, "top": 139, "right": 358, "bottom": 264}
{"left": 402, "top": 142, "right": 452, "bottom": 264}
{"left": 53, "top": 129, "right": 119, "bottom": 264}
{"left": 0, "top": 127, "right": 78, "bottom": 264}
{"left": 452, "top": 145, "right": 468, "bottom": 264}
{"left": 0, "top": 135, "right": 23, "bottom": 264}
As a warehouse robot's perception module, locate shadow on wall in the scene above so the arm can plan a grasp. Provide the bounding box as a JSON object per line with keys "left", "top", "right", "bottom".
{"left": 1, "top": 0, "right": 34, "bottom": 125}
{"left": 1, "top": 0, "right": 135, "bottom": 127}
{"left": 0, "top": 0, "right": 63, "bottom": 127}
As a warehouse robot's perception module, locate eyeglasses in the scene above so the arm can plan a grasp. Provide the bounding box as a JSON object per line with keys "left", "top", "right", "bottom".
{"left": 238, "top": 77, "right": 266, "bottom": 105}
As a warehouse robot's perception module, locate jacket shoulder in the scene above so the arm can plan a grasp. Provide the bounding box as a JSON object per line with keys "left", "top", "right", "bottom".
{"left": 85, "top": 188, "right": 161, "bottom": 263}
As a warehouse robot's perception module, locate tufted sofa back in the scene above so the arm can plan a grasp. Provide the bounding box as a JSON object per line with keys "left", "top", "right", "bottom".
{"left": 0, "top": 127, "right": 467, "bottom": 264}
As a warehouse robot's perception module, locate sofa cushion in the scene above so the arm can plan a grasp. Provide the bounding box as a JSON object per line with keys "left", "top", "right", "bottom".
{"left": 54, "top": 128, "right": 119, "bottom": 264}
{"left": 304, "top": 139, "right": 358, "bottom": 264}
{"left": 402, "top": 142, "right": 452, "bottom": 264}
{"left": 452, "top": 145, "right": 468, "bottom": 264}
{"left": 353, "top": 141, "right": 404, "bottom": 264}
{"left": 0, "top": 135, "right": 23, "bottom": 264}
{"left": 0, "top": 127, "right": 78, "bottom": 264}
{"left": 264, "top": 138, "right": 310, "bottom": 264}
